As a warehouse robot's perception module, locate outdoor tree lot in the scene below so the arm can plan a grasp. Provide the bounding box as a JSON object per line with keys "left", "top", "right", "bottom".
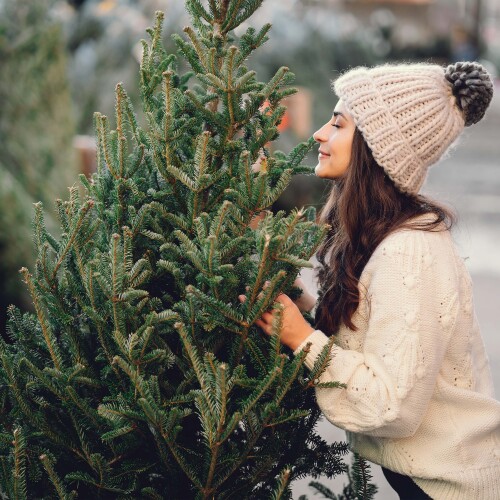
{"left": 0, "top": 1, "right": 377, "bottom": 498}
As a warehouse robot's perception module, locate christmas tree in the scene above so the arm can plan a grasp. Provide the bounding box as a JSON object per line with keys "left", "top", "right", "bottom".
{"left": 0, "top": 1, "right": 354, "bottom": 497}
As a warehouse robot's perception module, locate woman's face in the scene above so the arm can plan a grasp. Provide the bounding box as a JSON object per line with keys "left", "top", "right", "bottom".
{"left": 313, "top": 98, "right": 355, "bottom": 179}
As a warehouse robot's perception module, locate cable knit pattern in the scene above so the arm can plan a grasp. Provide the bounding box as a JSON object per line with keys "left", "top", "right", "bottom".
{"left": 331, "top": 62, "right": 491, "bottom": 195}
{"left": 293, "top": 219, "right": 500, "bottom": 499}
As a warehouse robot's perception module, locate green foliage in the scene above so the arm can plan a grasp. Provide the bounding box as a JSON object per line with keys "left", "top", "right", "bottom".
{"left": 0, "top": 0, "right": 79, "bottom": 330}
{"left": 0, "top": 1, "right": 351, "bottom": 498}
{"left": 304, "top": 453, "right": 378, "bottom": 500}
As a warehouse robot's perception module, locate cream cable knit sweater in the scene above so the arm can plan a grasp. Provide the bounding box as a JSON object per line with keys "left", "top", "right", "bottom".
{"left": 293, "top": 220, "right": 500, "bottom": 499}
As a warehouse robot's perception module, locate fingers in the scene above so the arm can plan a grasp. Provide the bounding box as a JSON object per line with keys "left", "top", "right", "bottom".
{"left": 255, "top": 318, "right": 266, "bottom": 330}
{"left": 243, "top": 281, "right": 271, "bottom": 300}
{"left": 239, "top": 293, "right": 272, "bottom": 308}
{"left": 238, "top": 294, "right": 271, "bottom": 331}
{"left": 240, "top": 281, "right": 289, "bottom": 312}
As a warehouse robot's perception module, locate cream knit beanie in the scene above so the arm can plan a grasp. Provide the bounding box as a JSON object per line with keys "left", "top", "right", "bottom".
{"left": 332, "top": 61, "right": 494, "bottom": 194}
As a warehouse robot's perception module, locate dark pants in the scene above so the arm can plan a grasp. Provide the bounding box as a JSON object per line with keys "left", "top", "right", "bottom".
{"left": 381, "top": 467, "right": 432, "bottom": 499}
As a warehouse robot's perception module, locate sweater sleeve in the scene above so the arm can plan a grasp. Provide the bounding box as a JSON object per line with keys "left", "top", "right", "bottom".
{"left": 293, "top": 230, "right": 460, "bottom": 439}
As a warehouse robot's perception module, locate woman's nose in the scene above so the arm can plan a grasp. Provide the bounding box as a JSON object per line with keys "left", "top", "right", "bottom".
{"left": 313, "top": 123, "right": 327, "bottom": 143}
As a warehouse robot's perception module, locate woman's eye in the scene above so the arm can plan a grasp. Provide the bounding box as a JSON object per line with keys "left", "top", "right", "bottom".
{"left": 331, "top": 123, "right": 340, "bottom": 128}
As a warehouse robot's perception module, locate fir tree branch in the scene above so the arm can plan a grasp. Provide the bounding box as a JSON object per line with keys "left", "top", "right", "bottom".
{"left": 51, "top": 199, "right": 94, "bottom": 282}
{"left": 221, "top": 0, "right": 245, "bottom": 33}
{"left": 174, "top": 322, "right": 211, "bottom": 407}
{"left": 183, "top": 26, "right": 208, "bottom": 71}
{"left": 187, "top": 0, "right": 212, "bottom": 24}
{"left": 95, "top": 114, "right": 118, "bottom": 179}
{"left": 162, "top": 70, "right": 176, "bottom": 168}
{"left": 201, "top": 365, "right": 227, "bottom": 496}
{"left": 270, "top": 466, "right": 292, "bottom": 500}
{"left": 305, "top": 337, "right": 340, "bottom": 390}
{"left": 272, "top": 341, "right": 311, "bottom": 408}
{"left": 248, "top": 234, "right": 272, "bottom": 306}
{"left": 241, "top": 364, "right": 283, "bottom": 417}
{"left": 12, "top": 428, "right": 27, "bottom": 500}
{"left": 115, "top": 84, "right": 127, "bottom": 178}
{"left": 111, "top": 234, "right": 127, "bottom": 354}
{"left": 185, "top": 285, "right": 245, "bottom": 326}
{"left": 20, "top": 358, "right": 67, "bottom": 402}
{"left": 1, "top": 351, "right": 82, "bottom": 457}
{"left": 261, "top": 66, "right": 290, "bottom": 101}
{"left": 19, "top": 268, "right": 62, "bottom": 370}
{"left": 224, "top": 46, "right": 238, "bottom": 133}
{"left": 65, "top": 386, "right": 102, "bottom": 429}
{"left": 243, "top": 336, "right": 267, "bottom": 374}
{"left": 150, "top": 11, "right": 165, "bottom": 59}
{"left": 40, "top": 454, "right": 74, "bottom": 500}
{"left": 115, "top": 83, "right": 140, "bottom": 143}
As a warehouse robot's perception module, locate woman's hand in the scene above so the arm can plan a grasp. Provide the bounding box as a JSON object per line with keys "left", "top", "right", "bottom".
{"left": 238, "top": 281, "right": 315, "bottom": 351}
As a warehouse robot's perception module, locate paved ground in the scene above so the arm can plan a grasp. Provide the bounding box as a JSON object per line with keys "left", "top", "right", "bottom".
{"left": 291, "top": 81, "right": 500, "bottom": 499}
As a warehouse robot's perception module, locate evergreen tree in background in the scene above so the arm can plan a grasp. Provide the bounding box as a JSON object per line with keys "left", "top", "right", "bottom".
{"left": 0, "top": 0, "right": 79, "bottom": 333}
{"left": 0, "top": 1, "right": 359, "bottom": 497}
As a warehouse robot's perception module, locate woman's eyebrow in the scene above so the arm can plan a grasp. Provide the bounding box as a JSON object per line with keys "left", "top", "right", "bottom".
{"left": 333, "top": 111, "right": 345, "bottom": 118}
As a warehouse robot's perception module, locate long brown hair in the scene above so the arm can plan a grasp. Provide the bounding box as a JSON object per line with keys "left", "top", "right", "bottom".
{"left": 314, "top": 127, "right": 456, "bottom": 335}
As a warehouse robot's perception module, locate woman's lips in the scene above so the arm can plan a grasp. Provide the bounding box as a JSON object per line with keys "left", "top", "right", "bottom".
{"left": 318, "top": 151, "right": 330, "bottom": 159}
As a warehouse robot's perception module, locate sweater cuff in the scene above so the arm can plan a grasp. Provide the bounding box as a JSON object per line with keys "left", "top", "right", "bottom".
{"left": 293, "top": 329, "right": 331, "bottom": 371}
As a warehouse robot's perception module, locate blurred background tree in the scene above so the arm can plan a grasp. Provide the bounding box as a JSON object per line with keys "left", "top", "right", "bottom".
{"left": 0, "top": 0, "right": 79, "bottom": 334}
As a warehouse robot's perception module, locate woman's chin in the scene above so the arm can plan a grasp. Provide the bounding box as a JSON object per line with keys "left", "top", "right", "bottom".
{"left": 315, "top": 162, "right": 342, "bottom": 180}
{"left": 315, "top": 163, "right": 330, "bottom": 178}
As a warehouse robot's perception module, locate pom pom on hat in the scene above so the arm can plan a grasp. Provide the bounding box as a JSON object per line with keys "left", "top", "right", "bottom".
{"left": 332, "top": 61, "right": 494, "bottom": 195}
{"left": 444, "top": 61, "right": 494, "bottom": 126}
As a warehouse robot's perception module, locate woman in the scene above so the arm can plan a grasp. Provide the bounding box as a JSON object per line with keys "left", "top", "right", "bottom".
{"left": 238, "top": 61, "right": 500, "bottom": 499}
